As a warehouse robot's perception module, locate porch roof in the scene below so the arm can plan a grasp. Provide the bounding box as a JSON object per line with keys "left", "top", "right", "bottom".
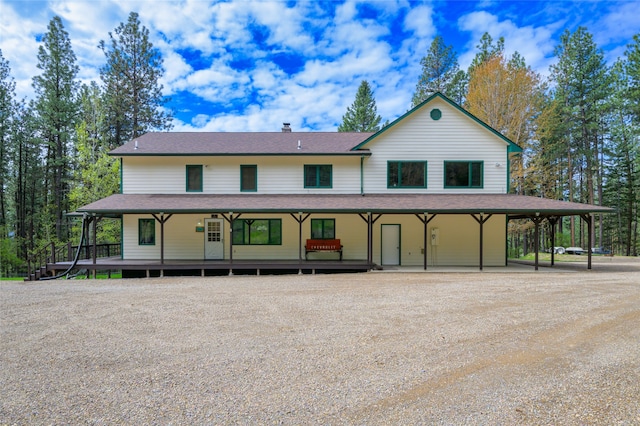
{"left": 77, "top": 193, "right": 613, "bottom": 217}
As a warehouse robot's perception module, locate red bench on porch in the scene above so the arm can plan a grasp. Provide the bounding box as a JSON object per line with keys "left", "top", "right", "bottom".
{"left": 305, "top": 239, "right": 343, "bottom": 260}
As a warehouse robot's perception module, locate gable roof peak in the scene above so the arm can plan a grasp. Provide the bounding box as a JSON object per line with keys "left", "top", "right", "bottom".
{"left": 351, "top": 91, "right": 522, "bottom": 153}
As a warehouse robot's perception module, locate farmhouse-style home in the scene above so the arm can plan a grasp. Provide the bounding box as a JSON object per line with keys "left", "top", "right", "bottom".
{"left": 70, "top": 92, "right": 610, "bottom": 277}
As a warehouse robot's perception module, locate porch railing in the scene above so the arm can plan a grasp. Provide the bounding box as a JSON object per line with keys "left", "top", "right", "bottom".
{"left": 26, "top": 242, "right": 121, "bottom": 281}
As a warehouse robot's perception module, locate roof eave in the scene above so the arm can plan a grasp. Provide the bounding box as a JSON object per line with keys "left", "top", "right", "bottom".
{"left": 110, "top": 150, "right": 372, "bottom": 157}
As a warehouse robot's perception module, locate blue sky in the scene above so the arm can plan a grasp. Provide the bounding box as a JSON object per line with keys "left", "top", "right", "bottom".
{"left": 1, "top": 1, "right": 638, "bottom": 132}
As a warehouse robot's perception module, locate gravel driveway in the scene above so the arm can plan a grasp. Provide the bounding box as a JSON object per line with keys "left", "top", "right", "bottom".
{"left": 2, "top": 259, "right": 640, "bottom": 424}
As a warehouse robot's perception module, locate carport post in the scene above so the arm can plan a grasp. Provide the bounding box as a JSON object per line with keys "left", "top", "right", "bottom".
{"left": 415, "top": 213, "right": 437, "bottom": 270}
{"left": 582, "top": 214, "right": 593, "bottom": 270}
{"left": 548, "top": 216, "right": 559, "bottom": 267}
{"left": 533, "top": 214, "right": 541, "bottom": 271}
{"left": 472, "top": 213, "right": 492, "bottom": 271}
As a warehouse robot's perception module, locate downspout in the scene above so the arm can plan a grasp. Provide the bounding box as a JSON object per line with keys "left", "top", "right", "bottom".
{"left": 360, "top": 155, "right": 364, "bottom": 195}
{"left": 40, "top": 213, "right": 88, "bottom": 280}
{"left": 506, "top": 151, "right": 511, "bottom": 193}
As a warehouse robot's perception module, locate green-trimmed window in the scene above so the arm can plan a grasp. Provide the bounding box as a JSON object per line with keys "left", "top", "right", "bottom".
{"left": 232, "top": 219, "right": 282, "bottom": 245}
{"left": 138, "top": 218, "right": 155, "bottom": 245}
{"left": 186, "top": 165, "right": 203, "bottom": 192}
{"left": 387, "top": 161, "right": 427, "bottom": 188}
{"left": 444, "top": 161, "right": 483, "bottom": 188}
{"left": 240, "top": 165, "right": 257, "bottom": 192}
{"left": 311, "top": 218, "right": 335, "bottom": 239}
{"left": 304, "top": 165, "right": 332, "bottom": 188}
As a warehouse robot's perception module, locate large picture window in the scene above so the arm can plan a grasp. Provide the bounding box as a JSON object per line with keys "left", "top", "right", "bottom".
{"left": 138, "top": 218, "right": 155, "bottom": 245}
{"left": 311, "top": 218, "right": 335, "bottom": 239}
{"left": 444, "top": 161, "right": 483, "bottom": 188}
{"left": 240, "top": 165, "right": 257, "bottom": 192}
{"left": 304, "top": 165, "right": 332, "bottom": 188}
{"left": 387, "top": 161, "right": 427, "bottom": 188}
{"left": 186, "top": 165, "right": 203, "bottom": 192}
{"left": 232, "top": 219, "right": 282, "bottom": 245}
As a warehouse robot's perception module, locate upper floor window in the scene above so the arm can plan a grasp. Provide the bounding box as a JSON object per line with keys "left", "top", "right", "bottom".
{"left": 311, "top": 218, "right": 335, "bottom": 239}
{"left": 232, "top": 219, "right": 282, "bottom": 245}
{"left": 138, "top": 218, "right": 155, "bottom": 245}
{"left": 444, "top": 161, "right": 483, "bottom": 188}
{"left": 240, "top": 165, "right": 257, "bottom": 192}
{"left": 186, "top": 165, "right": 203, "bottom": 192}
{"left": 304, "top": 164, "right": 332, "bottom": 188}
{"left": 387, "top": 161, "right": 427, "bottom": 188}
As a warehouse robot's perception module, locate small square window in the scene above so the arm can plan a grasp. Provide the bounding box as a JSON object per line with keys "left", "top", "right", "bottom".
{"left": 311, "top": 219, "right": 335, "bottom": 239}
{"left": 304, "top": 165, "right": 332, "bottom": 188}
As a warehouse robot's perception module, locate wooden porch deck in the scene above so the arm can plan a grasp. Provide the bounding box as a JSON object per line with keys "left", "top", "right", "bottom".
{"left": 45, "top": 257, "right": 376, "bottom": 278}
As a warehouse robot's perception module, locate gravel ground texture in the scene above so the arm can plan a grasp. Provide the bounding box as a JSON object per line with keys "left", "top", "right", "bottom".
{"left": 2, "top": 258, "right": 640, "bottom": 425}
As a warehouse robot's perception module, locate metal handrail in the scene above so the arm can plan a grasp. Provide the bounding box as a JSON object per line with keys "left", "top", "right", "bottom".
{"left": 26, "top": 242, "right": 121, "bottom": 280}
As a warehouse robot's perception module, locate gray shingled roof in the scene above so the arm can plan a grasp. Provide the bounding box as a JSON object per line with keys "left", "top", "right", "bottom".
{"left": 110, "top": 132, "right": 374, "bottom": 156}
{"left": 78, "top": 193, "right": 613, "bottom": 216}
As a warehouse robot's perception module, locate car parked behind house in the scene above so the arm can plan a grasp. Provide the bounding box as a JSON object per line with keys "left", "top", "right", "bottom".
{"left": 565, "top": 247, "right": 585, "bottom": 255}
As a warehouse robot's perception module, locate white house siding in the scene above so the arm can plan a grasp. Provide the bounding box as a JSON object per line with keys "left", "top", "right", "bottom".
{"left": 123, "top": 214, "right": 159, "bottom": 260}
{"left": 370, "top": 214, "right": 506, "bottom": 267}
{"left": 122, "top": 156, "right": 362, "bottom": 194}
{"left": 123, "top": 213, "right": 504, "bottom": 266}
{"left": 362, "top": 98, "right": 509, "bottom": 194}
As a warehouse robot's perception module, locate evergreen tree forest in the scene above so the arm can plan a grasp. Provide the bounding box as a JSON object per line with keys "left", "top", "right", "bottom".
{"left": 1, "top": 13, "right": 171, "bottom": 276}
{"left": 1, "top": 18, "right": 639, "bottom": 276}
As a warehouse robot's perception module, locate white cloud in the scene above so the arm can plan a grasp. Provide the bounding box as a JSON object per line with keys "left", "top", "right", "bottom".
{"left": 404, "top": 4, "right": 436, "bottom": 39}
{"left": 0, "top": 3, "right": 46, "bottom": 97}
{"left": 458, "top": 11, "right": 557, "bottom": 75}
{"left": 0, "top": 0, "right": 634, "bottom": 133}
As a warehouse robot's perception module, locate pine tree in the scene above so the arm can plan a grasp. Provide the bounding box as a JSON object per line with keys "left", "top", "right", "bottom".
{"left": 626, "top": 34, "right": 640, "bottom": 122}
{"left": 32, "top": 16, "right": 79, "bottom": 241}
{"left": 0, "top": 50, "right": 16, "bottom": 230}
{"left": 338, "top": 80, "right": 382, "bottom": 132}
{"left": 603, "top": 60, "right": 638, "bottom": 255}
{"left": 12, "top": 101, "right": 44, "bottom": 260}
{"left": 468, "top": 33, "right": 505, "bottom": 74}
{"left": 100, "top": 12, "right": 172, "bottom": 146}
{"left": 412, "top": 36, "right": 466, "bottom": 106}
{"left": 550, "top": 27, "right": 609, "bottom": 247}
{"left": 69, "top": 82, "right": 120, "bottom": 245}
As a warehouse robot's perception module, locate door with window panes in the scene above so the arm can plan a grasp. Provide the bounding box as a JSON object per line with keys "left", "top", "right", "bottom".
{"left": 204, "top": 218, "right": 224, "bottom": 259}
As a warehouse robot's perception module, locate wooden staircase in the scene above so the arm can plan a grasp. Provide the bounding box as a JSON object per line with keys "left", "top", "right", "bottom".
{"left": 25, "top": 242, "right": 120, "bottom": 281}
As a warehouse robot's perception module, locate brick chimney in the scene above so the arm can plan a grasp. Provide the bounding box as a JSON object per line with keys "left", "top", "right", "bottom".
{"left": 282, "top": 123, "right": 291, "bottom": 132}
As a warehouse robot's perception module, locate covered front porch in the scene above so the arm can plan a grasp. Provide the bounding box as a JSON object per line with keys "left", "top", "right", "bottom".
{"left": 26, "top": 193, "right": 613, "bottom": 280}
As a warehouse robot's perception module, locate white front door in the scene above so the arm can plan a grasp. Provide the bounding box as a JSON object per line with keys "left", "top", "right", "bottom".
{"left": 381, "top": 224, "right": 400, "bottom": 265}
{"left": 204, "top": 218, "right": 224, "bottom": 259}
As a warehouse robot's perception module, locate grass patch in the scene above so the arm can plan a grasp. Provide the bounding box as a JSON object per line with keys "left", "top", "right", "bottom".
{"left": 511, "top": 252, "right": 589, "bottom": 263}
{"left": 0, "top": 276, "right": 26, "bottom": 281}
{"left": 71, "top": 271, "right": 122, "bottom": 280}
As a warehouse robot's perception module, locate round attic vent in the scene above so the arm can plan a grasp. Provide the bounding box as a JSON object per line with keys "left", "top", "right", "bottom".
{"left": 430, "top": 108, "right": 442, "bottom": 120}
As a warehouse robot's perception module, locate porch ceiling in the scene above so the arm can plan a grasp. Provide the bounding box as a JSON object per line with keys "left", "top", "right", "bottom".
{"left": 77, "top": 193, "right": 613, "bottom": 217}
